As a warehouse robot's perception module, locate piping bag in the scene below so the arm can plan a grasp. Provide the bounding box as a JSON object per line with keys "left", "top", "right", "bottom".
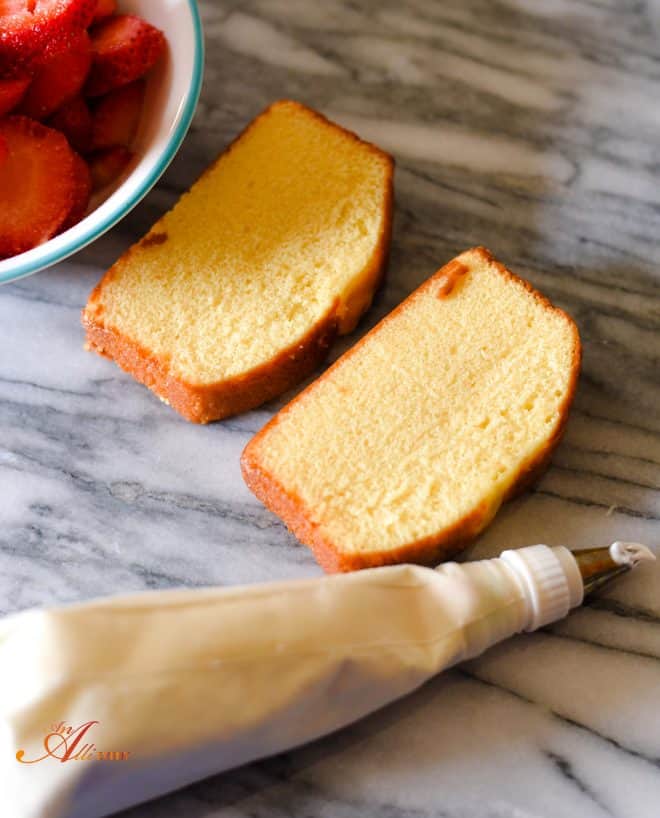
{"left": 1, "top": 541, "right": 654, "bottom": 818}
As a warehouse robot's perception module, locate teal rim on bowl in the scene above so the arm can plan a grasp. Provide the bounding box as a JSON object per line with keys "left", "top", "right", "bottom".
{"left": 0, "top": 0, "right": 204, "bottom": 286}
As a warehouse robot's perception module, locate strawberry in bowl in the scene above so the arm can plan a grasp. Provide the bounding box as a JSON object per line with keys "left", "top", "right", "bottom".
{"left": 0, "top": 0, "right": 169, "bottom": 261}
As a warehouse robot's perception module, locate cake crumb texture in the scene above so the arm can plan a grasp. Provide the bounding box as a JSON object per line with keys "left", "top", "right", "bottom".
{"left": 83, "top": 100, "right": 394, "bottom": 422}
{"left": 242, "top": 247, "right": 581, "bottom": 572}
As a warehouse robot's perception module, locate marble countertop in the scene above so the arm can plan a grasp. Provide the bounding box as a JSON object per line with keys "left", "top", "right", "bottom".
{"left": 2, "top": 1, "right": 660, "bottom": 816}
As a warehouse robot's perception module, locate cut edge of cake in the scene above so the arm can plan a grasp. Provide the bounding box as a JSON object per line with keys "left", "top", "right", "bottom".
{"left": 241, "top": 247, "right": 582, "bottom": 573}
{"left": 82, "top": 100, "right": 394, "bottom": 424}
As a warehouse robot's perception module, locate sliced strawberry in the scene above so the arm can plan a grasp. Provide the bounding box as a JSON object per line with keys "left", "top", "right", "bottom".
{"left": 88, "top": 144, "right": 132, "bottom": 190}
{"left": 0, "top": 0, "right": 96, "bottom": 79}
{"left": 59, "top": 150, "right": 91, "bottom": 230}
{"left": 90, "top": 78, "right": 143, "bottom": 150}
{"left": 85, "top": 14, "right": 165, "bottom": 97}
{"left": 0, "top": 115, "right": 79, "bottom": 258}
{"left": 19, "top": 30, "right": 91, "bottom": 119}
{"left": 48, "top": 94, "right": 92, "bottom": 152}
{"left": 0, "top": 1, "right": 31, "bottom": 11}
{"left": 0, "top": 75, "right": 30, "bottom": 115}
{"left": 91, "top": 0, "right": 115, "bottom": 22}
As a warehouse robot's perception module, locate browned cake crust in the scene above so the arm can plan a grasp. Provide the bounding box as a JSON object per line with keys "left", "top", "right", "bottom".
{"left": 82, "top": 101, "right": 394, "bottom": 424}
{"left": 241, "top": 248, "right": 582, "bottom": 573}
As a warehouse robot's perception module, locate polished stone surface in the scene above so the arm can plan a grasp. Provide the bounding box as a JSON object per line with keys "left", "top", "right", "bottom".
{"left": 1, "top": 1, "right": 659, "bottom": 816}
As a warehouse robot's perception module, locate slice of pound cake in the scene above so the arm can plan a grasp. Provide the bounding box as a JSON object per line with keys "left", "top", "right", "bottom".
{"left": 82, "top": 100, "right": 394, "bottom": 423}
{"left": 242, "top": 248, "right": 581, "bottom": 572}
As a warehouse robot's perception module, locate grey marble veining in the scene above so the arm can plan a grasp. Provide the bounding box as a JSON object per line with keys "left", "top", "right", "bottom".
{"left": 1, "top": 1, "right": 660, "bottom": 816}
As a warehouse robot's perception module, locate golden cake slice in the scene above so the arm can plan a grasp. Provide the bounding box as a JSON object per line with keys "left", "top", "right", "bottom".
{"left": 242, "top": 248, "right": 581, "bottom": 573}
{"left": 82, "top": 100, "right": 394, "bottom": 423}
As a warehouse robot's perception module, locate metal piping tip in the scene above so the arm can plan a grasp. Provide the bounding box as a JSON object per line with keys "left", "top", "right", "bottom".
{"left": 571, "top": 542, "right": 655, "bottom": 597}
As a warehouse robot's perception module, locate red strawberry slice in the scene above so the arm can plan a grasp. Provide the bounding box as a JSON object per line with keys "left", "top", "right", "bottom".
{"left": 0, "top": 0, "right": 96, "bottom": 79}
{"left": 0, "top": 115, "right": 79, "bottom": 258}
{"left": 0, "top": 75, "right": 30, "bottom": 115}
{"left": 88, "top": 144, "right": 132, "bottom": 191}
{"left": 91, "top": 78, "right": 144, "bottom": 150}
{"left": 0, "top": 1, "right": 30, "bottom": 10}
{"left": 59, "top": 150, "right": 91, "bottom": 231}
{"left": 19, "top": 29, "right": 91, "bottom": 119}
{"left": 91, "top": 0, "right": 115, "bottom": 22}
{"left": 48, "top": 94, "right": 92, "bottom": 152}
{"left": 86, "top": 14, "right": 165, "bottom": 97}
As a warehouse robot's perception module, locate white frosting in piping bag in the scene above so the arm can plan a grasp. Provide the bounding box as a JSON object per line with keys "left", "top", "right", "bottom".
{"left": 0, "top": 543, "right": 653, "bottom": 818}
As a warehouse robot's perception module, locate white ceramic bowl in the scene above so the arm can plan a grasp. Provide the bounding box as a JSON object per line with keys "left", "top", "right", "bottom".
{"left": 0, "top": 0, "right": 204, "bottom": 285}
